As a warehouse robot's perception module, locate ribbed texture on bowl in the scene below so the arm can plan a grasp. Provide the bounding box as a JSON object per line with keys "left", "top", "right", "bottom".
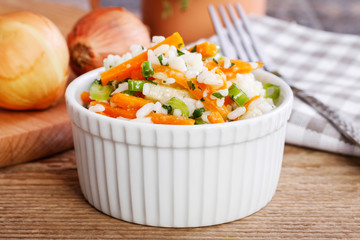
{"left": 66, "top": 68, "right": 293, "bottom": 227}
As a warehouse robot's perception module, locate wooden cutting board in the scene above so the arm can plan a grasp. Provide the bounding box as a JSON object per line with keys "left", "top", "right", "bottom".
{"left": 0, "top": 0, "right": 87, "bottom": 167}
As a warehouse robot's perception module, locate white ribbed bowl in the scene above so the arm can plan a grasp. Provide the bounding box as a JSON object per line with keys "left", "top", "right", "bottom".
{"left": 65, "top": 68, "right": 293, "bottom": 228}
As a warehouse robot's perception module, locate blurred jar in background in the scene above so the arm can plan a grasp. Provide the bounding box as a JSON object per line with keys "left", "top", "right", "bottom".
{"left": 142, "top": 0, "right": 266, "bottom": 43}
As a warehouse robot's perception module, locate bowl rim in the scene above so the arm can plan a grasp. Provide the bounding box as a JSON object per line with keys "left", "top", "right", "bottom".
{"left": 65, "top": 67, "right": 293, "bottom": 130}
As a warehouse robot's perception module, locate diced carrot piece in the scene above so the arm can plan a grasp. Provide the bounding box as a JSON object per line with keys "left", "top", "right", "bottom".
{"left": 189, "top": 42, "right": 218, "bottom": 58}
{"left": 110, "top": 92, "right": 154, "bottom": 109}
{"left": 207, "top": 111, "right": 225, "bottom": 124}
{"left": 204, "top": 59, "right": 263, "bottom": 79}
{"left": 81, "top": 91, "right": 91, "bottom": 103}
{"left": 100, "top": 32, "right": 184, "bottom": 85}
{"left": 90, "top": 101, "right": 138, "bottom": 119}
{"left": 244, "top": 95, "right": 260, "bottom": 110}
{"left": 224, "top": 96, "right": 233, "bottom": 106}
{"left": 130, "top": 67, "right": 145, "bottom": 80}
{"left": 148, "top": 113, "right": 195, "bottom": 125}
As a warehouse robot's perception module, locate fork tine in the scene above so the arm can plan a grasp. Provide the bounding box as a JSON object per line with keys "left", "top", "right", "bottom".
{"left": 226, "top": 4, "right": 259, "bottom": 63}
{"left": 217, "top": 5, "right": 248, "bottom": 61}
{"left": 234, "top": 3, "right": 274, "bottom": 71}
{"left": 208, "top": 5, "right": 237, "bottom": 59}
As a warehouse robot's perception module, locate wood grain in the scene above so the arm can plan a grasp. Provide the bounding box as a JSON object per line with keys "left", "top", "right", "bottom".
{"left": 0, "top": 98, "right": 73, "bottom": 167}
{"left": 0, "top": 145, "right": 359, "bottom": 239}
{"left": 0, "top": 1, "right": 87, "bottom": 167}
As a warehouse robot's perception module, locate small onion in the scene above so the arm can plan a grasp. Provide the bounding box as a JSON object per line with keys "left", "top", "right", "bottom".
{"left": 67, "top": 7, "right": 151, "bottom": 76}
{"left": 0, "top": 11, "right": 70, "bottom": 110}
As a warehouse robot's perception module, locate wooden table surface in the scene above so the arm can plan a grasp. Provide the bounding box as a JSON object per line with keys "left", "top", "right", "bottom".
{"left": 1, "top": 0, "right": 359, "bottom": 239}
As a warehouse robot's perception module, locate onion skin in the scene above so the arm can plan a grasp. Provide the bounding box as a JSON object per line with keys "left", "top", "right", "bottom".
{"left": 67, "top": 7, "right": 151, "bottom": 76}
{"left": 0, "top": 11, "right": 69, "bottom": 110}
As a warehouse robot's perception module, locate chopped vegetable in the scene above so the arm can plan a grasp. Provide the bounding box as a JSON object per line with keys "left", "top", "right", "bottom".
{"left": 128, "top": 80, "right": 147, "bottom": 92}
{"left": 189, "top": 42, "right": 218, "bottom": 58}
{"left": 207, "top": 111, "right": 225, "bottom": 124}
{"left": 141, "top": 61, "right": 154, "bottom": 80}
{"left": 111, "top": 92, "right": 154, "bottom": 109}
{"left": 211, "top": 92, "right": 224, "bottom": 99}
{"left": 192, "top": 108, "right": 205, "bottom": 119}
{"left": 190, "top": 45, "right": 197, "bottom": 53}
{"left": 148, "top": 112, "right": 195, "bottom": 125}
{"left": 177, "top": 49, "right": 185, "bottom": 56}
{"left": 90, "top": 80, "right": 112, "bottom": 101}
{"left": 263, "top": 83, "right": 280, "bottom": 100}
{"left": 90, "top": 101, "right": 137, "bottom": 119}
{"left": 195, "top": 119, "right": 208, "bottom": 125}
{"left": 81, "top": 91, "right": 91, "bottom": 103}
{"left": 229, "top": 83, "right": 249, "bottom": 107}
{"left": 166, "top": 97, "right": 189, "bottom": 118}
{"left": 162, "top": 104, "right": 173, "bottom": 114}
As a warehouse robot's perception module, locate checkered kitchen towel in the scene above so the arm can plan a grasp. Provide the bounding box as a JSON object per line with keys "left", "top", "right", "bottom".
{"left": 206, "top": 16, "right": 360, "bottom": 157}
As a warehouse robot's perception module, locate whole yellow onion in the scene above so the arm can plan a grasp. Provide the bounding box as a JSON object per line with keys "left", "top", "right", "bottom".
{"left": 0, "top": 11, "right": 69, "bottom": 110}
{"left": 67, "top": 7, "right": 151, "bottom": 76}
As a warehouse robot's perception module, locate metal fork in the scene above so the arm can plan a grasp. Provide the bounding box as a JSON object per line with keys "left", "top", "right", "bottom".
{"left": 208, "top": 3, "right": 360, "bottom": 147}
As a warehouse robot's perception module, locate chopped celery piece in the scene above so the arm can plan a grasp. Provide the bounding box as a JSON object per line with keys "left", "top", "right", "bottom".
{"left": 90, "top": 80, "right": 112, "bottom": 101}
{"left": 192, "top": 108, "right": 205, "bottom": 119}
{"left": 195, "top": 119, "right": 208, "bottom": 125}
{"left": 141, "top": 60, "right": 154, "bottom": 79}
{"left": 263, "top": 83, "right": 280, "bottom": 100}
{"left": 229, "top": 83, "right": 249, "bottom": 106}
{"left": 166, "top": 97, "right": 189, "bottom": 118}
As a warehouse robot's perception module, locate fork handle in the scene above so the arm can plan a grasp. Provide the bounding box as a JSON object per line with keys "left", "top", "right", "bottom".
{"left": 291, "top": 84, "right": 360, "bottom": 147}
{"left": 270, "top": 71, "right": 360, "bottom": 147}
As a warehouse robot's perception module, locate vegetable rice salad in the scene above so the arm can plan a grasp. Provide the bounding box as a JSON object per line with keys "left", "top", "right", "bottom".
{"left": 80, "top": 32, "right": 280, "bottom": 125}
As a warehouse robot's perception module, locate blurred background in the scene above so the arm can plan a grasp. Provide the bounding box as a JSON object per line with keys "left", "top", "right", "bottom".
{"left": 49, "top": 0, "right": 360, "bottom": 36}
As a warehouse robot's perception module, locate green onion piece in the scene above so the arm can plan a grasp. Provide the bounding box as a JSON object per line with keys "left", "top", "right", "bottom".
{"left": 213, "top": 58, "right": 219, "bottom": 64}
{"left": 211, "top": 92, "right": 224, "bottom": 99}
{"left": 158, "top": 55, "right": 169, "bottom": 66}
{"left": 90, "top": 80, "right": 112, "bottom": 101}
{"left": 229, "top": 83, "right": 249, "bottom": 106}
{"left": 166, "top": 97, "right": 189, "bottom": 117}
{"left": 191, "top": 45, "right": 197, "bottom": 53}
{"left": 195, "top": 119, "right": 208, "bottom": 125}
{"left": 162, "top": 104, "right": 173, "bottom": 114}
{"left": 128, "top": 80, "right": 146, "bottom": 92}
{"left": 178, "top": 43, "right": 183, "bottom": 48}
{"left": 192, "top": 108, "right": 205, "bottom": 119}
{"left": 200, "top": 98, "right": 205, "bottom": 102}
{"left": 187, "top": 80, "right": 195, "bottom": 90}
{"left": 229, "top": 62, "right": 235, "bottom": 68}
{"left": 158, "top": 55, "right": 164, "bottom": 65}
{"left": 141, "top": 60, "right": 154, "bottom": 80}
{"left": 263, "top": 83, "right": 280, "bottom": 100}
{"left": 177, "top": 49, "right": 185, "bottom": 56}
{"left": 121, "top": 90, "right": 137, "bottom": 96}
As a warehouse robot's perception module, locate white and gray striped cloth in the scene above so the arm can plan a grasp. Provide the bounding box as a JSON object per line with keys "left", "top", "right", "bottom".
{"left": 205, "top": 16, "right": 360, "bottom": 157}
